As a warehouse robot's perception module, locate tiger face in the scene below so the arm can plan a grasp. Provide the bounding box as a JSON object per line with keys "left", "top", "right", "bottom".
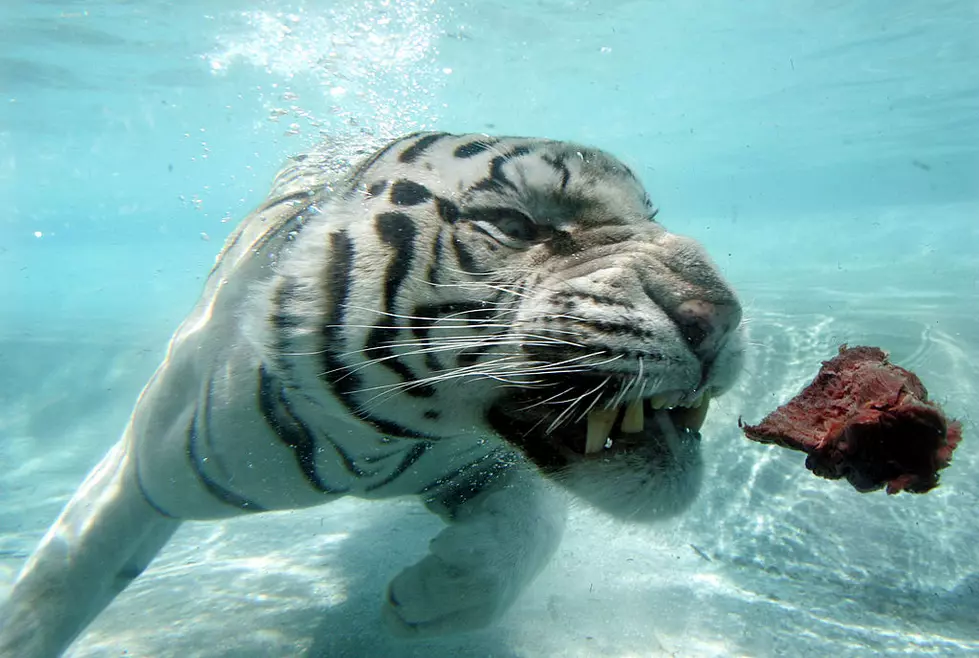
{"left": 281, "top": 132, "right": 744, "bottom": 521}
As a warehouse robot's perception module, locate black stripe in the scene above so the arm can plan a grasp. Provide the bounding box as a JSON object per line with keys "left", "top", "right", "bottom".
{"left": 366, "top": 442, "right": 430, "bottom": 491}
{"left": 488, "top": 405, "right": 568, "bottom": 471}
{"left": 134, "top": 464, "right": 179, "bottom": 519}
{"left": 319, "top": 231, "right": 364, "bottom": 415}
{"left": 364, "top": 408, "right": 432, "bottom": 439}
{"left": 551, "top": 290, "right": 634, "bottom": 310}
{"left": 470, "top": 155, "right": 517, "bottom": 194}
{"left": 258, "top": 367, "right": 353, "bottom": 492}
{"left": 413, "top": 301, "right": 495, "bottom": 324}
{"left": 268, "top": 279, "right": 302, "bottom": 376}
{"left": 581, "top": 319, "right": 659, "bottom": 341}
{"left": 270, "top": 280, "right": 303, "bottom": 331}
{"left": 468, "top": 146, "right": 531, "bottom": 194}
{"left": 361, "top": 449, "right": 406, "bottom": 464}
{"left": 187, "top": 405, "right": 267, "bottom": 512}
{"left": 452, "top": 235, "right": 483, "bottom": 273}
{"left": 426, "top": 228, "right": 444, "bottom": 285}
{"left": 318, "top": 231, "right": 434, "bottom": 439}
{"left": 375, "top": 211, "right": 418, "bottom": 309}
{"left": 457, "top": 350, "right": 481, "bottom": 367}
{"left": 409, "top": 309, "right": 433, "bottom": 340}
{"left": 418, "top": 450, "right": 501, "bottom": 518}
{"left": 196, "top": 378, "right": 223, "bottom": 459}
{"left": 435, "top": 196, "right": 460, "bottom": 223}
{"left": 365, "top": 324, "right": 436, "bottom": 397}
{"left": 541, "top": 154, "right": 571, "bottom": 191}
{"left": 454, "top": 139, "right": 494, "bottom": 158}
{"left": 410, "top": 305, "right": 442, "bottom": 372}
{"left": 390, "top": 179, "right": 433, "bottom": 206}
{"left": 522, "top": 342, "right": 660, "bottom": 365}
{"left": 399, "top": 132, "right": 450, "bottom": 163}
{"left": 322, "top": 231, "right": 355, "bottom": 336}
{"left": 410, "top": 301, "right": 494, "bottom": 372}
{"left": 345, "top": 133, "right": 419, "bottom": 198}
{"left": 372, "top": 211, "right": 434, "bottom": 395}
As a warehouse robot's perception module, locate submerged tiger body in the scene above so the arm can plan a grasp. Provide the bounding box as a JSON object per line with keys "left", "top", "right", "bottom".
{"left": 0, "top": 132, "right": 744, "bottom": 657}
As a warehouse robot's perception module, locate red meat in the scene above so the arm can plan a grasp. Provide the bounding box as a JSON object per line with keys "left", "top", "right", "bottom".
{"left": 740, "top": 345, "right": 962, "bottom": 494}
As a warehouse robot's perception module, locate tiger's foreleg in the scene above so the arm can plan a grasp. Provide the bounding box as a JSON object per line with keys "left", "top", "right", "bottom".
{"left": 382, "top": 461, "right": 567, "bottom": 637}
{"left": 0, "top": 436, "right": 181, "bottom": 658}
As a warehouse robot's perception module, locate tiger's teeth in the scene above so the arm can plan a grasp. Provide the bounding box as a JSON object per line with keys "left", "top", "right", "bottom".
{"left": 585, "top": 407, "right": 619, "bottom": 454}
{"left": 621, "top": 398, "right": 645, "bottom": 433}
{"left": 651, "top": 392, "right": 683, "bottom": 409}
{"left": 676, "top": 394, "right": 712, "bottom": 432}
{"left": 689, "top": 395, "right": 711, "bottom": 430}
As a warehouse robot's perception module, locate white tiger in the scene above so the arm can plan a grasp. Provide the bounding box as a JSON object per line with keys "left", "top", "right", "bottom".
{"left": 0, "top": 132, "right": 744, "bottom": 657}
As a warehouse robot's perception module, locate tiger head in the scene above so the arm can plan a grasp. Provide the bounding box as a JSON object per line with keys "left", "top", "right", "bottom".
{"left": 289, "top": 132, "right": 744, "bottom": 522}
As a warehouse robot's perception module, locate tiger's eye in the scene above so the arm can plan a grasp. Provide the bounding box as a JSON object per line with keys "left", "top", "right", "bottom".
{"left": 467, "top": 207, "right": 540, "bottom": 247}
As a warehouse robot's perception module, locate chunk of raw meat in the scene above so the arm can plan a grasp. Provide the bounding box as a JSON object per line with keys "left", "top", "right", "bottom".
{"left": 740, "top": 345, "right": 962, "bottom": 494}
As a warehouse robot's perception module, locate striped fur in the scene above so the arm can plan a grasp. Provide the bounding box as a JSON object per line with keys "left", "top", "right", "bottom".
{"left": 0, "top": 132, "right": 744, "bottom": 656}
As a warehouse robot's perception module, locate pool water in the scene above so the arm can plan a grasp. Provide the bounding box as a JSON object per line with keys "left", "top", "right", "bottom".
{"left": 1, "top": 1, "right": 977, "bottom": 656}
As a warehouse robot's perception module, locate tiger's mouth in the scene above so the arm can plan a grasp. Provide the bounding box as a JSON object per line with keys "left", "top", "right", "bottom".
{"left": 576, "top": 394, "right": 710, "bottom": 456}
{"left": 487, "top": 382, "right": 711, "bottom": 466}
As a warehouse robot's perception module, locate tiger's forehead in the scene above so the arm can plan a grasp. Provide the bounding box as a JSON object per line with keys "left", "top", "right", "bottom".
{"left": 343, "top": 132, "right": 654, "bottom": 226}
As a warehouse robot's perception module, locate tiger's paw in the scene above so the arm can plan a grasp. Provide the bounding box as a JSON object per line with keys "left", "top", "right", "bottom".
{"left": 382, "top": 553, "right": 512, "bottom": 637}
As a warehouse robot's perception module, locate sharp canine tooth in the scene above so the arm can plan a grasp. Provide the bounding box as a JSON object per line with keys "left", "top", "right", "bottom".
{"left": 678, "top": 395, "right": 711, "bottom": 431}
{"left": 650, "top": 394, "right": 668, "bottom": 409}
{"left": 621, "top": 398, "right": 644, "bottom": 433}
{"left": 653, "top": 409, "right": 682, "bottom": 455}
{"left": 585, "top": 408, "right": 619, "bottom": 454}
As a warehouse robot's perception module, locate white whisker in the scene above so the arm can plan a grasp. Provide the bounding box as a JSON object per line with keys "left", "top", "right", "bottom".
{"left": 573, "top": 379, "right": 612, "bottom": 424}
{"left": 333, "top": 335, "right": 584, "bottom": 368}
{"left": 517, "top": 388, "right": 578, "bottom": 412}
{"left": 548, "top": 385, "right": 594, "bottom": 434}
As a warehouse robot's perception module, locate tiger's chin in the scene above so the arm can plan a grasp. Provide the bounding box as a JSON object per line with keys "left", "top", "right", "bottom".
{"left": 556, "top": 427, "right": 704, "bottom": 523}
{"left": 488, "top": 395, "right": 709, "bottom": 523}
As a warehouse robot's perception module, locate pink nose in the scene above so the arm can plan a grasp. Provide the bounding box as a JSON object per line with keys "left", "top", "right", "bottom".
{"left": 675, "top": 299, "right": 741, "bottom": 354}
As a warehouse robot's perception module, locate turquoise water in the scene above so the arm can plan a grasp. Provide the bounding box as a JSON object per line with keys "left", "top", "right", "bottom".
{"left": 1, "top": 1, "right": 977, "bottom": 656}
